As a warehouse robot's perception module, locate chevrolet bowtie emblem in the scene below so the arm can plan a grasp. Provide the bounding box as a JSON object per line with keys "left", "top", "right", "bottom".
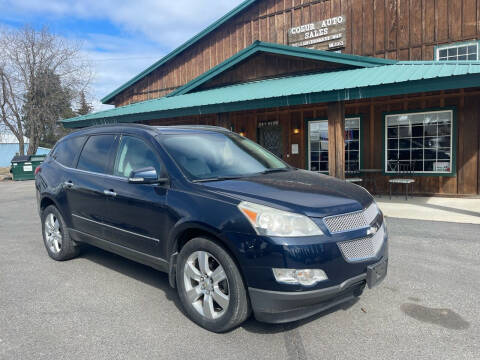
{"left": 367, "top": 225, "right": 379, "bottom": 236}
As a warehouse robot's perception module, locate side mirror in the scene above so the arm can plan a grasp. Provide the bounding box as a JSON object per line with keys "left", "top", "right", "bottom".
{"left": 128, "top": 167, "right": 168, "bottom": 185}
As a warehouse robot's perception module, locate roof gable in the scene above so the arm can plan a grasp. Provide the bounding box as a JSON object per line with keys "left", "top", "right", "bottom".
{"left": 168, "top": 41, "right": 397, "bottom": 96}
{"left": 101, "top": 0, "right": 258, "bottom": 105}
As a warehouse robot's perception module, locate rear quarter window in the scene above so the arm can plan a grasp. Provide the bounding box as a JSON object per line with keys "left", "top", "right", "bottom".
{"left": 52, "top": 136, "right": 86, "bottom": 168}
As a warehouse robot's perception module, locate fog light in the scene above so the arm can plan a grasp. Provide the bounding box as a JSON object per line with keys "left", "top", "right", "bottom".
{"left": 273, "top": 268, "right": 328, "bottom": 286}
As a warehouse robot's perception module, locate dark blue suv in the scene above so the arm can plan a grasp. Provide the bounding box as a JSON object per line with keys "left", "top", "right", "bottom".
{"left": 36, "top": 124, "right": 388, "bottom": 332}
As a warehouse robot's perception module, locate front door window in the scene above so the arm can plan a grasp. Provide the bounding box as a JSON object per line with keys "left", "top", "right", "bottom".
{"left": 114, "top": 136, "right": 162, "bottom": 178}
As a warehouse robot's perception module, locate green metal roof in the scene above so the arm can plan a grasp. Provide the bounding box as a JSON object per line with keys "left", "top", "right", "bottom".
{"left": 63, "top": 61, "right": 480, "bottom": 128}
{"left": 169, "top": 41, "right": 396, "bottom": 96}
{"left": 101, "top": 0, "right": 258, "bottom": 104}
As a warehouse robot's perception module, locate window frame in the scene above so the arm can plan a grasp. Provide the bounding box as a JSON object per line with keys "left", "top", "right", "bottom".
{"left": 435, "top": 40, "right": 480, "bottom": 61}
{"left": 382, "top": 108, "right": 457, "bottom": 177}
{"left": 305, "top": 116, "right": 363, "bottom": 174}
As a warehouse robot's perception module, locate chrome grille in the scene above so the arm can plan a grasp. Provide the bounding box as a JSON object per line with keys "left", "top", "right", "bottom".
{"left": 323, "top": 203, "right": 378, "bottom": 234}
{"left": 338, "top": 225, "right": 385, "bottom": 262}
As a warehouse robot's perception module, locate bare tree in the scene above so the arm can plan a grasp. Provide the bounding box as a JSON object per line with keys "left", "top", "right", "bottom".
{"left": 0, "top": 26, "right": 92, "bottom": 155}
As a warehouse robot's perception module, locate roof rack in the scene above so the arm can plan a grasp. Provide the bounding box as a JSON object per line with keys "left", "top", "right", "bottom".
{"left": 154, "top": 125, "right": 231, "bottom": 132}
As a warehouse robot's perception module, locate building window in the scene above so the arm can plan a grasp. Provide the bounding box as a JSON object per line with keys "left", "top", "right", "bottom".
{"left": 385, "top": 110, "right": 454, "bottom": 174}
{"left": 436, "top": 41, "right": 478, "bottom": 61}
{"left": 308, "top": 118, "right": 361, "bottom": 173}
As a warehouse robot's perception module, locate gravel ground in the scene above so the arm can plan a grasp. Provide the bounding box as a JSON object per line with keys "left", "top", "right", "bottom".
{"left": 0, "top": 180, "right": 479, "bottom": 360}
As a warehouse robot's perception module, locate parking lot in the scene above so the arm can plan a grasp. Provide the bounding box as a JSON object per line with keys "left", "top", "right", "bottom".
{"left": 0, "top": 180, "right": 479, "bottom": 360}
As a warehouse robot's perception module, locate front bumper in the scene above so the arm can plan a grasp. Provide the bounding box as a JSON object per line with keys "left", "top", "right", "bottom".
{"left": 249, "top": 257, "right": 388, "bottom": 324}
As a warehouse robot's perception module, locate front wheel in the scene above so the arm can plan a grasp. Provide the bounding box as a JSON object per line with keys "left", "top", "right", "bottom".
{"left": 176, "top": 237, "right": 250, "bottom": 332}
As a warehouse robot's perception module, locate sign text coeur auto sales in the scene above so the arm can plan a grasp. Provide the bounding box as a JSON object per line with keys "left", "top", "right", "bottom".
{"left": 288, "top": 15, "right": 346, "bottom": 51}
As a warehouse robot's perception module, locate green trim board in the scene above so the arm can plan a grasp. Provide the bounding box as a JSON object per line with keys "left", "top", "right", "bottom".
{"left": 169, "top": 41, "right": 397, "bottom": 97}
{"left": 381, "top": 107, "right": 457, "bottom": 177}
{"left": 62, "top": 61, "right": 480, "bottom": 129}
{"left": 101, "top": 0, "right": 258, "bottom": 104}
{"left": 304, "top": 116, "right": 364, "bottom": 173}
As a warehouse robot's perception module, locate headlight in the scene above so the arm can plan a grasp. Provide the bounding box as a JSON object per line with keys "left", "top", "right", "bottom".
{"left": 273, "top": 268, "right": 328, "bottom": 286}
{"left": 237, "top": 201, "right": 323, "bottom": 237}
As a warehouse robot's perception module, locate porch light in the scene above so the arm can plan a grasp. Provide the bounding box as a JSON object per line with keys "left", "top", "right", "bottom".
{"left": 293, "top": 128, "right": 300, "bottom": 134}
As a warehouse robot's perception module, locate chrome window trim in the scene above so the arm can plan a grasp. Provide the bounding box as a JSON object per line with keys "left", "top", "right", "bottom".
{"left": 55, "top": 159, "right": 128, "bottom": 182}
{"left": 72, "top": 213, "right": 160, "bottom": 243}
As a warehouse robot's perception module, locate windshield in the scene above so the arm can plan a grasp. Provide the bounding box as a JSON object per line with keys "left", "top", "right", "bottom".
{"left": 161, "top": 132, "right": 289, "bottom": 181}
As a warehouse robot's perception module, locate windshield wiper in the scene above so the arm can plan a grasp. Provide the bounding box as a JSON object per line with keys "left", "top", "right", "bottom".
{"left": 260, "top": 168, "right": 291, "bottom": 174}
{"left": 192, "top": 175, "right": 245, "bottom": 183}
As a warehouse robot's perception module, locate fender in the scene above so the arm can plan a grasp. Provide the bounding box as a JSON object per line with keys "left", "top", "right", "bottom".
{"left": 166, "top": 218, "right": 240, "bottom": 288}
{"left": 166, "top": 219, "right": 235, "bottom": 257}
{"left": 38, "top": 190, "right": 74, "bottom": 228}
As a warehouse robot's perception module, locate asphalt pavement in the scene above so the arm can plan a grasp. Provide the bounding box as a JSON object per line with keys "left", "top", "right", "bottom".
{"left": 0, "top": 180, "right": 479, "bottom": 360}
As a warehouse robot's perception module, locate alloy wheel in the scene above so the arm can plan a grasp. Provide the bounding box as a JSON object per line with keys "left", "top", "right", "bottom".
{"left": 44, "top": 213, "right": 62, "bottom": 254}
{"left": 183, "top": 251, "right": 230, "bottom": 320}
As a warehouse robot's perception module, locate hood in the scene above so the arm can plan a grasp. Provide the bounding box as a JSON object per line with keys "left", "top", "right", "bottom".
{"left": 199, "top": 169, "right": 373, "bottom": 218}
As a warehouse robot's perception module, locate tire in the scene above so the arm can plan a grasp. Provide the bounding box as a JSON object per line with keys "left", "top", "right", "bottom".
{"left": 41, "top": 205, "right": 80, "bottom": 261}
{"left": 176, "top": 237, "right": 250, "bottom": 332}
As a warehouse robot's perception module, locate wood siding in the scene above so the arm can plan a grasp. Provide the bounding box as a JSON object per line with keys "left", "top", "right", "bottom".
{"left": 196, "top": 52, "right": 352, "bottom": 91}
{"left": 114, "top": 0, "right": 480, "bottom": 106}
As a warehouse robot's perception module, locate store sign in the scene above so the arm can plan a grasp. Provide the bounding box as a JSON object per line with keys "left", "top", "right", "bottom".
{"left": 287, "top": 15, "right": 346, "bottom": 51}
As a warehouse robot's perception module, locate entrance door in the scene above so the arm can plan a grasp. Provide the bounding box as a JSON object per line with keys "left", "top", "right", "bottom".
{"left": 257, "top": 120, "right": 283, "bottom": 158}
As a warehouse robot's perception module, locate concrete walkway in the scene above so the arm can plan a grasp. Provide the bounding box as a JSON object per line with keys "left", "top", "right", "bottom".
{"left": 376, "top": 196, "right": 480, "bottom": 224}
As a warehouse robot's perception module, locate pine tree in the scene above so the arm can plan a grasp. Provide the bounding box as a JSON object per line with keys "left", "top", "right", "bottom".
{"left": 77, "top": 91, "right": 92, "bottom": 116}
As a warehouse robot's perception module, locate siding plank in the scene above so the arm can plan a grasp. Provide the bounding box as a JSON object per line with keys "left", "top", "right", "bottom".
{"left": 398, "top": 0, "right": 410, "bottom": 49}
{"left": 352, "top": 0, "right": 363, "bottom": 54}
{"left": 410, "top": 0, "right": 422, "bottom": 47}
{"left": 363, "top": 0, "right": 375, "bottom": 55}
{"left": 374, "top": 0, "right": 385, "bottom": 53}
{"left": 436, "top": 0, "right": 448, "bottom": 42}
{"left": 448, "top": 0, "right": 462, "bottom": 40}
{"left": 386, "top": 0, "right": 398, "bottom": 50}
{"left": 423, "top": 0, "right": 435, "bottom": 44}
{"left": 463, "top": 0, "right": 477, "bottom": 38}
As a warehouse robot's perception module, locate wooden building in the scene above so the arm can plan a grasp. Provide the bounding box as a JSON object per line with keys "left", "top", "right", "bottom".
{"left": 63, "top": 0, "right": 480, "bottom": 195}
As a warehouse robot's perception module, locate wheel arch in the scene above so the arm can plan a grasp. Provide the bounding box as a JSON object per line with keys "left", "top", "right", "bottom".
{"left": 167, "top": 221, "right": 246, "bottom": 289}
{"left": 39, "top": 195, "right": 59, "bottom": 212}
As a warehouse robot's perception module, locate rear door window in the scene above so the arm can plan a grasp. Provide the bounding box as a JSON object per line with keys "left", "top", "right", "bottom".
{"left": 52, "top": 136, "right": 85, "bottom": 167}
{"left": 77, "top": 135, "right": 117, "bottom": 174}
{"left": 113, "top": 136, "right": 162, "bottom": 177}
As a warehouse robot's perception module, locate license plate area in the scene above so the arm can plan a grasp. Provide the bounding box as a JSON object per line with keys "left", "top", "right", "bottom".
{"left": 367, "top": 258, "right": 388, "bottom": 288}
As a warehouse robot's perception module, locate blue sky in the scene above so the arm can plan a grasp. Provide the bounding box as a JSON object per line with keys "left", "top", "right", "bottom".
{"left": 0, "top": 0, "right": 245, "bottom": 111}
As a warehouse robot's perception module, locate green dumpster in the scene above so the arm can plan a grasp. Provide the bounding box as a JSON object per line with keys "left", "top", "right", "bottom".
{"left": 10, "top": 154, "right": 47, "bottom": 181}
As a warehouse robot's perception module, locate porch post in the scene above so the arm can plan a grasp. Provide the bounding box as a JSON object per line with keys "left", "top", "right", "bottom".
{"left": 327, "top": 101, "right": 345, "bottom": 179}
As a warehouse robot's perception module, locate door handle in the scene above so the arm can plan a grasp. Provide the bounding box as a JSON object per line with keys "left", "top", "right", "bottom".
{"left": 103, "top": 189, "right": 117, "bottom": 197}
{"left": 64, "top": 181, "right": 74, "bottom": 189}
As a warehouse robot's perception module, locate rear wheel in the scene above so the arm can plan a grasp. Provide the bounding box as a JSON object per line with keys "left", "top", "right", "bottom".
{"left": 176, "top": 237, "right": 250, "bottom": 332}
{"left": 41, "top": 205, "right": 79, "bottom": 261}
